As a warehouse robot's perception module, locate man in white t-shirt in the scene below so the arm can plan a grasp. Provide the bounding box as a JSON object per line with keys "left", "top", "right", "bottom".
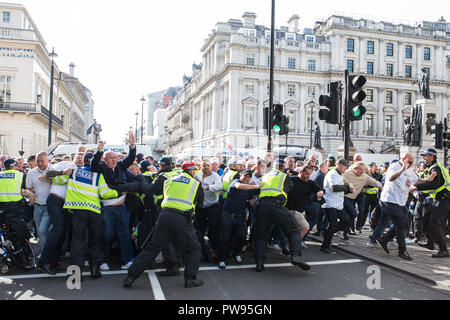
{"left": 36, "top": 153, "right": 83, "bottom": 275}
{"left": 25, "top": 152, "right": 53, "bottom": 253}
{"left": 378, "top": 153, "right": 418, "bottom": 260}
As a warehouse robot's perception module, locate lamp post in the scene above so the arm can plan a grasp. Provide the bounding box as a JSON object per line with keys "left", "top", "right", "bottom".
{"left": 135, "top": 111, "right": 139, "bottom": 141}
{"left": 306, "top": 100, "right": 316, "bottom": 149}
{"left": 48, "top": 48, "right": 58, "bottom": 146}
{"left": 19, "top": 138, "right": 24, "bottom": 157}
{"left": 140, "top": 96, "right": 146, "bottom": 144}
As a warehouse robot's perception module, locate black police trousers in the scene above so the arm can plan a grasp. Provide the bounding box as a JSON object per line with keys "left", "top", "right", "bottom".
{"left": 428, "top": 197, "right": 450, "bottom": 252}
{"left": 414, "top": 196, "right": 432, "bottom": 239}
{"left": 128, "top": 208, "right": 201, "bottom": 280}
{"left": 254, "top": 199, "right": 301, "bottom": 262}
{"left": 0, "top": 203, "right": 31, "bottom": 242}
{"left": 70, "top": 209, "right": 104, "bottom": 271}
{"left": 357, "top": 193, "right": 378, "bottom": 230}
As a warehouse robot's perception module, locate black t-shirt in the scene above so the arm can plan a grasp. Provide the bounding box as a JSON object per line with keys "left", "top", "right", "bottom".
{"left": 286, "top": 177, "right": 321, "bottom": 212}
{"left": 222, "top": 179, "right": 252, "bottom": 215}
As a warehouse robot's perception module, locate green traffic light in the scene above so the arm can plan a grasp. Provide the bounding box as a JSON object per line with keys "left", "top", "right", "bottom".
{"left": 353, "top": 108, "right": 361, "bottom": 118}
{"left": 274, "top": 125, "right": 281, "bottom": 133}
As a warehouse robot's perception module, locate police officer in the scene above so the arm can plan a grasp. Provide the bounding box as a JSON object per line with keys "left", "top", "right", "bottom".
{"left": 327, "top": 155, "right": 336, "bottom": 171}
{"left": 123, "top": 161, "right": 204, "bottom": 288}
{"left": 357, "top": 162, "right": 382, "bottom": 233}
{"left": 0, "top": 158, "right": 30, "bottom": 243}
{"left": 413, "top": 161, "right": 433, "bottom": 243}
{"left": 221, "top": 158, "right": 242, "bottom": 201}
{"left": 254, "top": 158, "right": 311, "bottom": 272}
{"left": 53, "top": 153, "right": 120, "bottom": 278}
{"left": 412, "top": 148, "right": 450, "bottom": 258}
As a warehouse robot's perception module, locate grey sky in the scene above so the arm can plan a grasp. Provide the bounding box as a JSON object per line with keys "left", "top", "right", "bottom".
{"left": 19, "top": 0, "right": 448, "bottom": 144}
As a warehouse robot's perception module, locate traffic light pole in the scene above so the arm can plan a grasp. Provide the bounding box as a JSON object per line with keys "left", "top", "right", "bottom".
{"left": 344, "top": 70, "right": 350, "bottom": 161}
{"left": 267, "top": 0, "right": 275, "bottom": 154}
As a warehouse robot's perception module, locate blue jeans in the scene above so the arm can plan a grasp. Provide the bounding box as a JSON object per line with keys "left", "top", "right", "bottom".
{"left": 34, "top": 205, "right": 52, "bottom": 253}
{"left": 102, "top": 205, "right": 134, "bottom": 264}
{"left": 219, "top": 211, "right": 247, "bottom": 261}
{"left": 370, "top": 201, "right": 389, "bottom": 242}
{"left": 267, "top": 224, "right": 287, "bottom": 249}
{"left": 343, "top": 193, "right": 366, "bottom": 234}
{"left": 305, "top": 201, "right": 321, "bottom": 233}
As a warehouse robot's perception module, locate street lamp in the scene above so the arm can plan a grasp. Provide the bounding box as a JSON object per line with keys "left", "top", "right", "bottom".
{"left": 306, "top": 100, "right": 316, "bottom": 149}
{"left": 48, "top": 48, "right": 58, "bottom": 146}
{"left": 140, "top": 96, "right": 146, "bottom": 144}
{"left": 135, "top": 111, "right": 139, "bottom": 141}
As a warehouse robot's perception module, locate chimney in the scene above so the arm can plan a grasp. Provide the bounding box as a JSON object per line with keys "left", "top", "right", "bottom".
{"left": 288, "top": 14, "right": 300, "bottom": 33}
{"left": 69, "top": 63, "right": 76, "bottom": 77}
{"left": 242, "top": 12, "right": 256, "bottom": 28}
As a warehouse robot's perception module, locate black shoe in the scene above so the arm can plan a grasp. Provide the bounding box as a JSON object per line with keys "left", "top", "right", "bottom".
{"left": 343, "top": 236, "right": 350, "bottom": 241}
{"left": 90, "top": 265, "right": 102, "bottom": 279}
{"left": 156, "top": 266, "right": 180, "bottom": 277}
{"left": 36, "top": 263, "right": 57, "bottom": 276}
{"left": 398, "top": 251, "right": 412, "bottom": 260}
{"left": 123, "top": 275, "right": 139, "bottom": 288}
{"left": 432, "top": 251, "right": 450, "bottom": 258}
{"left": 312, "top": 232, "right": 321, "bottom": 237}
{"left": 348, "top": 231, "right": 356, "bottom": 236}
{"left": 320, "top": 247, "right": 336, "bottom": 254}
{"left": 255, "top": 261, "right": 264, "bottom": 272}
{"left": 185, "top": 278, "right": 204, "bottom": 288}
{"left": 51, "top": 263, "right": 63, "bottom": 273}
{"left": 418, "top": 241, "right": 435, "bottom": 251}
{"left": 281, "top": 248, "right": 290, "bottom": 256}
{"left": 377, "top": 239, "right": 390, "bottom": 254}
{"left": 291, "top": 255, "right": 311, "bottom": 271}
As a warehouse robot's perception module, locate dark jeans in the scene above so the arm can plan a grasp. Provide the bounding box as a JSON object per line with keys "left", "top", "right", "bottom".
{"left": 102, "top": 205, "right": 134, "bottom": 264}
{"left": 254, "top": 199, "right": 301, "bottom": 262}
{"left": 219, "top": 211, "right": 247, "bottom": 261}
{"left": 0, "top": 204, "right": 30, "bottom": 242}
{"left": 39, "top": 195, "right": 72, "bottom": 267}
{"left": 379, "top": 202, "right": 408, "bottom": 253}
{"left": 321, "top": 208, "right": 351, "bottom": 249}
{"left": 357, "top": 193, "right": 378, "bottom": 230}
{"left": 266, "top": 224, "right": 287, "bottom": 248}
{"left": 343, "top": 193, "right": 365, "bottom": 234}
{"left": 305, "top": 200, "right": 321, "bottom": 236}
{"left": 195, "top": 204, "right": 221, "bottom": 256}
{"left": 428, "top": 198, "right": 450, "bottom": 252}
{"left": 129, "top": 209, "right": 201, "bottom": 280}
{"left": 370, "top": 201, "right": 389, "bottom": 242}
{"left": 414, "top": 196, "right": 433, "bottom": 239}
{"left": 70, "top": 209, "right": 104, "bottom": 270}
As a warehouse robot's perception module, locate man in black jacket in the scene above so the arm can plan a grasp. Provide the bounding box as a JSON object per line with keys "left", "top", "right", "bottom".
{"left": 90, "top": 132, "right": 137, "bottom": 271}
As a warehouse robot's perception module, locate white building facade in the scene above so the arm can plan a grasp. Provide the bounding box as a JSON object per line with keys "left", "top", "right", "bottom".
{"left": 166, "top": 12, "right": 449, "bottom": 158}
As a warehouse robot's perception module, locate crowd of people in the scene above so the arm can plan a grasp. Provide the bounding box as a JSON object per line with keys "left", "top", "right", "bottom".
{"left": 0, "top": 131, "right": 449, "bottom": 288}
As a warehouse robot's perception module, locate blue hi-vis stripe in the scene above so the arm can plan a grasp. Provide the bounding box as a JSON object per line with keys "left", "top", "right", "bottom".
{"left": 0, "top": 173, "right": 15, "bottom": 179}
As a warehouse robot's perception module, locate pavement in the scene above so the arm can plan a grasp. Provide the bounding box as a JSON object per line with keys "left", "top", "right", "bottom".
{"left": 308, "top": 228, "right": 450, "bottom": 290}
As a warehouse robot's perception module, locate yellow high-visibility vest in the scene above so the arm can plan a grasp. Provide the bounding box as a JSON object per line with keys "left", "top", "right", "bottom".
{"left": 222, "top": 169, "right": 239, "bottom": 199}
{"left": 420, "top": 162, "right": 450, "bottom": 199}
{"left": 259, "top": 169, "right": 288, "bottom": 205}
{"left": 161, "top": 172, "right": 200, "bottom": 212}
{"left": 0, "top": 170, "right": 24, "bottom": 203}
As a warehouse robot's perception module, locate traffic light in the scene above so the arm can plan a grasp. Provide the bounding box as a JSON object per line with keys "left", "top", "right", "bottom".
{"left": 279, "top": 115, "right": 290, "bottom": 136}
{"left": 319, "top": 82, "right": 341, "bottom": 124}
{"left": 347, "top": 75, "right": 367, "bottom": 121}
{"left": 272, "top": 104, "right": 283, "bottom": 133}
{"left": 443, "top": 119, "right": 450, "bottom": 149}
{"left": 434, "top": 122, "right": 443, "bottom": 149}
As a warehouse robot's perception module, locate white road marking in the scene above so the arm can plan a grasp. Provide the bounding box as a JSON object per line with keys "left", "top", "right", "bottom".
{"left": 0, "top": 259, "right": 363, "bottom": 281}
{"left": 147, "top": 271, "right": 166, "bottom": 300}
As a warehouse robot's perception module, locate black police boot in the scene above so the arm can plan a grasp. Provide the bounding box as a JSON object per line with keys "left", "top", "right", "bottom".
{"left": 36, "top": 263, "right": 57, "bottom": 276}
{"left": 123, "top": 275, "right": 139, "bottom": 288}
{"left": 90, "top": 264, "right": 102, "bottom": 279}
{"left": 185, "top": 278, "right": 204, "bottom": 288}
{"left": 398, "top": 251, "right": 412, "bottom": 261}
{"left": 432, "top": 250, "right": 450, "bottom": 258}
{"left": 255, "top": 261, "right": 264, "bottom": 272}
{"left": 377, "top": 238, "right": 390, "bottom": 254}
{"left": 291, "top": 255, "right": 311, "bottom": 271}
{"left": 418, "top": 241, "right": 435, "bottom": 251}
{"left": 156, "top": 265, "right": 180, "bottom": 277}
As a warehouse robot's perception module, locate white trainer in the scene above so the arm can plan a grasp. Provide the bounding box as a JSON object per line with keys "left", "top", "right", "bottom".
{"left": 121, "top": 261, "right": 133, "bottom": 270}
{"left": 100, "top": 263, "right": 110, "bottom": 271}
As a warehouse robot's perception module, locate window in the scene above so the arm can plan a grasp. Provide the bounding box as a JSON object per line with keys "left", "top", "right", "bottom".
{"left": 267, "top": 55, "right": 276, "bottom": 67}
{"left": 287, "top": 84, "right": 296, "bottom": 97}
{"left": 386, "top": 43, "right": 394, "bottom": 56}
{"left": 286, "top": 33, "right": 295, "bottom": 41}
{"left": 424, "top": 47, "right": 431, "bottom": 60}
{"left": 308, "top": 86, "right": 316, "bottom": 99}
{"left": 288, "top": 58, "right": 296, "bottom": 69}
{"left": 347, "top": 60, "right": 354, "bottom": 73}
{"left": 367, "top": 62, "right": 374, "bottom": 74}
{"left": 386, "top": 90, "right": 393, "bottom": 104}
{"left": 424, "top": 67, "right": 430, "bottom": 78}
{"left": 404, "top": 92, "right": 412, "bottom": 105}
{"left": 366, "top": 89, "right": 374, "bottom": 102}
{"left": 366, "top": 114, "right": 374, "bottom": 131}
{"left": 265, "top": 30, "right": 271, "bottom": 38}
{"left": 405, "top": 45, "right": 412, "bottom": 58}
{"left": 347, "top": 38, "right": 354, "bottom": 52}
{"left": 308, "top": 59, "right": 316, "bottom": 71}
{"left": 385, "top": 116, "right": 393, "bottom": 133}
{"left": 367, "top": 41, "right": 374, "bottom": 54}
{"left": 387, "top": 63, "right": 393, "bottom": 76}
{"left": 244, "top": 108, "right": 254, "bottom": 127}
{"left": 246, "top": 54, "right": 255, "bottom": 66}
{"left": 405, "top": 65, "right": 412, "bottom": 78}
{"left": 2, "top": 12, "right": 10, "bottom": 23}
{"left": 246, "top": 84, "right": 255, "bottom": 95}
{"left": 0, "top": 75, "right": 12, "bottom": 103}
{"left": 306, "top": 36, "right": 314, "bottom": 43}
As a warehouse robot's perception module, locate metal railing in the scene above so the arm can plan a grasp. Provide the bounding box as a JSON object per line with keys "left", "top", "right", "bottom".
{"left": 0, "top": 28, "right": 37, "bottom": 41}
{"left": 40, "top": 106, "right": 64, "bottom": 127}
{"left": 0, "top": 102, "right": 37, "bottom": 112}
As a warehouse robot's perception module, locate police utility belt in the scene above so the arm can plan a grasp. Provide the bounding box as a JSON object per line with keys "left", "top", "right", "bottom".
{"left": 259, "top": 197, "right": 284, "bottom": 208}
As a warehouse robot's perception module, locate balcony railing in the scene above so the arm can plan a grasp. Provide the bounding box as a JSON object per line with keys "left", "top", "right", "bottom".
{"left": 40, "top": 106, "right": 64, "bottom": 127}
{"left": 0, "top": 102, "right": 37, "bottom": 112}
{"left": 0, "top": 28, "right": 37, "bottom": 42}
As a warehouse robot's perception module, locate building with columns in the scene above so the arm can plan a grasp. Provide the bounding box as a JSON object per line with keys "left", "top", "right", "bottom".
{"left": 165, "top": 12, "right": 449, "bottom": 158}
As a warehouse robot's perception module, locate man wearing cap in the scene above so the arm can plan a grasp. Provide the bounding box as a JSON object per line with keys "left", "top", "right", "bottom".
{"left": 218, "top": 170, "right": 263, "bottom": 269}
{"left": 221, "top": 157, "right": 242, "bottom": 202}
{"left": 327, "top": 155, "right": 337, "bottom": 171}
{"left": 412, "top": 148, "right": 450, "bottom": 258}
{"left": 91, "top": 135, "right": 137, "bottom": 271}
{"left": 254, "top": 158, "right": 311, "bottom": 272}
{"left": 196, "top": 159, "right": 223, "bottom": 261}
{"left": 51, "top": 153, "right": 120, "bottom": 278}
{"left": 0, "top": 158, "right": 30, "bottom": 243}
{"left": 321, "top": 159, "right": 354, "bottom": 254}
{"left": 124, "top": 161, "right": 204, "bottom": 288}
{"left": 357, "top": 162, "right": 383, "bottom": 233}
